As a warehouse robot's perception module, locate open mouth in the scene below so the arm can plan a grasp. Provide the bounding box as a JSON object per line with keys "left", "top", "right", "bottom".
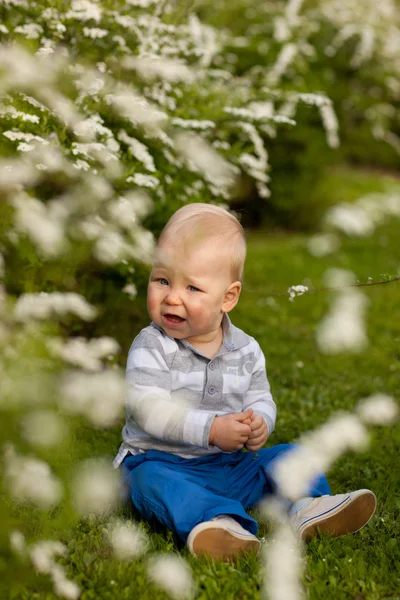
{"left": 163, "top": 314, "right": 185, "bottom": 325}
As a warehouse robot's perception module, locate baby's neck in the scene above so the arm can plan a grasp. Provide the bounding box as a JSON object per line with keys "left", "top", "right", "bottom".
{"left": 186, "top": 326, "right": 223, "bottom": 359}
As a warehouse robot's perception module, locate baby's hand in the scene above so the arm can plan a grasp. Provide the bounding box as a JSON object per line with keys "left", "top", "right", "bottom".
{"left": 245, "top": 413, "right": 268, "bottom": 452}
{"left": 209, "top": 409, "right": 253, "bottom": 452}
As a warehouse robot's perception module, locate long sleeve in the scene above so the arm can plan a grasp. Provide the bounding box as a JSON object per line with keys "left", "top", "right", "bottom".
{"left": 126, "top": 333, "right": 215, "bottom": 448}
{"left": 242, "top": 342, "right": 277, "bottom": 435}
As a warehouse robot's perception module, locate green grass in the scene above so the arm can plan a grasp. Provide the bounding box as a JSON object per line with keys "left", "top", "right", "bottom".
{"left": 7, "top": 169, "right": 400, "bottom": 600}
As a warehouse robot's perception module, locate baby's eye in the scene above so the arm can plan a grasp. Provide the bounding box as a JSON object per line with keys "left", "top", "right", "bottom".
{"left": 188, "top": 285, "right": 200, "bottom": 292}
{"left": 159, "top": 278, "right": 169, "bottom": 285}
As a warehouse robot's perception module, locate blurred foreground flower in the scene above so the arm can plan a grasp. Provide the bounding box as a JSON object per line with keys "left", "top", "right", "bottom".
{"left": 106, "top": 519, "right": 149, "bottom": 561}
{"left": 5, "top": 445, "right": 63, "bottom": 508}
{"left": 147, "top": 554, "right": 196, "bottom": 600}
{"left": 357, "top": 393, "right": 399, "bottom": 425}
{"left": 21, "top": 410, "right": 67, "bottom": 448}
{"left": 29, "top": 540, "right": 80, "bottom": 599}
{"left": 273, "top": 413, "right": 369, "bottom": 501}
{"left": 14, "top": 292, "right": 97, "bottom": 323}
{"left": 60, "top": 369, "right": 125, "bottom": 427}
{"left": 316, "top": 269, "right": 368, "bottom": 354}
{"left": 261, "top": 512, "right": 304, "bottom": 600}
{"left": 72, "top": 459, "right": 119, "bottom": 515}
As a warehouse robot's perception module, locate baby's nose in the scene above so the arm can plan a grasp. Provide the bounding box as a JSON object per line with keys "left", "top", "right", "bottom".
{"left": 165, "top": 288, "right": 182, "bottom": 305}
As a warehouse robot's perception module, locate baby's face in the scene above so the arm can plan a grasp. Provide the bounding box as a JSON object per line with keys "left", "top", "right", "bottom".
{"left": 147, "top": 241, "right": 238, "bottom": 343}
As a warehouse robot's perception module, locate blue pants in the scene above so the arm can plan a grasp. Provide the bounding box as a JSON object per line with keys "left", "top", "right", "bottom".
{"left": 121, "top": 444, "right": 331, "bottom": 542}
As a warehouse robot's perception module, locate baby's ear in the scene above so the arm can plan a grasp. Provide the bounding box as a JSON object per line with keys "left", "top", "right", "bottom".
{"left": 222, "top": 281, "right": 242, "bottom": 313}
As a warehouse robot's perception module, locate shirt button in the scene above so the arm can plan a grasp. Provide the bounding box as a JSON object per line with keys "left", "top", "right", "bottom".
{"left": 209, "top": 363, "right": 214, "bottom": 370}
{"left": 208, "top": 387, "right": 216, "bottom": 395}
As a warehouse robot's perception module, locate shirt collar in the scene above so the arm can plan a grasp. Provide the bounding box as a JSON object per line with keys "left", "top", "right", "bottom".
{"left": 150, "top": 313, "right": 249, "bottom": 354}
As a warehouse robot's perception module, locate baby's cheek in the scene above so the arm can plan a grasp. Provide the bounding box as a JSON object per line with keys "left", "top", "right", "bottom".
{"left": 147, "top": 288, "right": 160, "bottom": 315}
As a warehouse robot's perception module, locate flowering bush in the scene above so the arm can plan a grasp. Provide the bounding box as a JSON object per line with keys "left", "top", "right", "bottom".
{"left": 197, "top": 0, "right": 400, "bottom": 226}
{"left": 0, "top": 2, "right": 399, "bottom": 599}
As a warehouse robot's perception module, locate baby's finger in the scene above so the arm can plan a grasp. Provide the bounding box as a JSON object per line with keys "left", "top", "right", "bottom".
{"left": 247, "top": 431, "right": 266, "bottom": 445}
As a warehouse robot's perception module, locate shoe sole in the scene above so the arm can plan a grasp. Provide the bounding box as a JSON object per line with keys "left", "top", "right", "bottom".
{"left": 191, "top": 527, "right": 261, "bottom": 560}
{"left": 299, "top": 490, "right": 377, "bottom": 540}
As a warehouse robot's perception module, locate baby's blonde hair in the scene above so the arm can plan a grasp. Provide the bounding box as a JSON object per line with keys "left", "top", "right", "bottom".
{"left": 157, "top": 203, "right": 246, "bottom": 282}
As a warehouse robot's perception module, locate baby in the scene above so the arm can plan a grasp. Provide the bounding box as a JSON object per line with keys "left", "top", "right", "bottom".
{"left": 114, "top": 203, "right": 376, "bottom": 559}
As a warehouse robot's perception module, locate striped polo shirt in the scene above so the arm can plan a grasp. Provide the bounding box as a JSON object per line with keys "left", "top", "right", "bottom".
{"left": 113, "top": 314, "right": 276, "bottom": 466}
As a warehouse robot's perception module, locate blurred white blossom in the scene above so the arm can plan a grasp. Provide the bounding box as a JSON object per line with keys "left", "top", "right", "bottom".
{"left": 14, "top": 292, "right": 97, "bottom": 322}
{"left": 262, "top": 521, "right": 304, "bottom": 600}
{"left": 9, "top": 530, "right": 26, "bottom": 556}
{"left": 121, "top": 56, "right": 194, "bottom": 83}
{"left": 123, "top": 283, "right": 137, "bottom": 298}
{"left": 29, "top": 540, "right": 66, "bottom": 574}
{"left": 175, "top": 133, "right": 237, "bottom": 197}
{"left": 60, "top": 369, "right": 125, "bottom": 427}
{"left": 316, "top": 288, "right": 368, "bottom": 354}
{"left": 307, "top": 233, "right": 340, "bottom": 257}
{"left": 48, "top": 336, "right": 120, "bottom": 372}
{"left": 357, "top": 393, "right": 399, "bottom": 425}
{"left": 274, "top": 413, "right": 369, "bottom": 501}
{"left": 72, "top": 459, "right": 119, "bottom": 516}
{"left": 147, "top": 554, "right": 195, "bottom": 600}
{"left": 5, "top": 447, "right": 63, "bottom": 508}
{"left": 66, "top": 0, "right": 102, "bottom": 22}
{"left": 12, "top": 192, "right": 66, "bottom": 256}
{"left": 21, "top": 410, "right": 67, "bottom": 448}
{"left": 325, "top": 203, "right": 375, "bottom": 236}
{"left": 51, "top": 564, "right": 81, "bottom": 600}
{"left": 107, "top": 191, "right": 153, "bottom": 229}
{"left": 106, "top": 519, "right": 149, "bottom": 561}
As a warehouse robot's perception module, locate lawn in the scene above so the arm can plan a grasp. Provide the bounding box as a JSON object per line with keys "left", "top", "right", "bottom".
{"left": 7, "top": 169, "right": 400, "bottom": 600}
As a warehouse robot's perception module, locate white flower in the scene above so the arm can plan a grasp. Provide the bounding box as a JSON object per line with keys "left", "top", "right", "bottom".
{"left": 14, "top": 292, "right": 97, "bottom": 322}
{"left": 108, "top": 191, "right": 153, "bottom": 229}
{"left": 66, "top": 0, "right": 102, "bottom": 22}
{"left": 126, "top": 174, "right": 159, "bottom": 189}
{"left": 123, "top": 283, "right": 137, "bottom": 299}
{"left": 307, "top": 233, "right": 340, "bottom": 257}
{"left": 105, "top": 88, "right": 168, "bottom": 130}
{"left": 72, "top": 459, "right": 119, "bottom": 515}
{"left": 262, "top": 522, "right": 304, "bottom": 600}
{"left": 5, "top": 448, "right": 63, "bottom": 508}
{"left": 267, "top": 43, "right": 298, "bottom": 86}
{"left": 107, "top": 519, "right": 148, "bottom": 560}
{"left": 171, "top": 118, "right": 215, "bottom": 130}
{"left": 9, "top": 530, "right": 26, "bottom": 556}
{"left": 51, "top": 564, "right": 81, "bottom": 600}
{"left": 49, "top": 336, "right": 119, "bottom": 372}
{"left": 93, "top": 229, "right": 127, "bottom": 263}
{"left": 316, "top": 289, "right": 368, "bottom": 354}
{"left": 175, "top": 132, "right": 237, "bottom": 195}
{"left": 147, "top": 554, "right": 195, "bottom": 600}
{"left": 288, "top": 285, "right": 308, "bottom": 301}
{"left": 21, "top": 410, "right": 67, "bottom": 447}
{"left": 274, "top": 413, "right": 369, "bottom": 501}
{"left": 118, "top": 131, "right": 156, "bottom": 172}
{"left": 83, "top": 27, "right": 108, "bottom": 39}
{"left": 357, "top": 393, "right": 399, "bottom": 425}
{"left": 319, "top": 103, "right": 340, "bottom": 148}
{"left": 121, "top": 56, "right": 194, "bottom": 83}
{"left": 60, "top": 370, "right": 125, "bottom": 427}
{"left": 14, "top": 23, "right": 44, "bottom": 39}
{"left": 12, "top": 193, "right": 66, "bottom": 257}
{"left": 29, "top": 540, "right": 66, "bottom": 574}
{"left": 325, "top": 203, "right": 375, "bottom": 237}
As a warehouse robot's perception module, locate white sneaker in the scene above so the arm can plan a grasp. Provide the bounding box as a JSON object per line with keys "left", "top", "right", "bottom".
{"left": 291, "top": 489, "right": 377, "bottom": 540}
{"left": 187, "top": 516, "right": 261, "bottom": 559}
